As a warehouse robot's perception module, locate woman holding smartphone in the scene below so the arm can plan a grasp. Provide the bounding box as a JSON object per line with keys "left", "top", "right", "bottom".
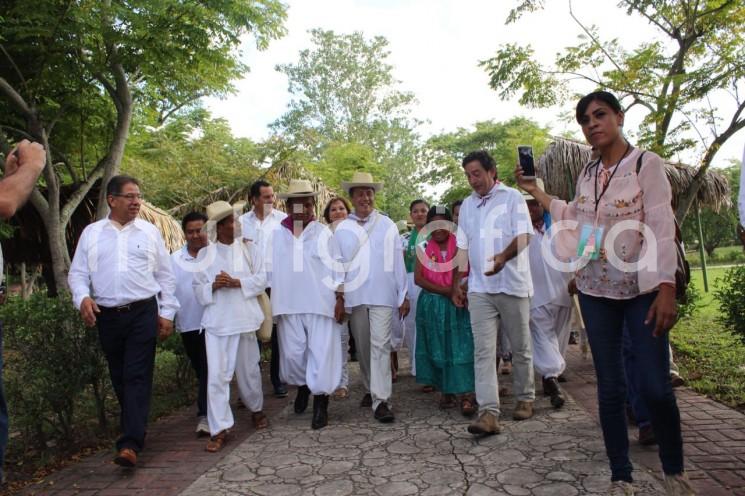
{"left": 516, "top": 91, "right": 692, "bottom": 496}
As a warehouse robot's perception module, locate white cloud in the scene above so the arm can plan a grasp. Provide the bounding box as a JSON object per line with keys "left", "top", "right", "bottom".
{"left": 205, "top": 0, "right": 744, "bottom": 168}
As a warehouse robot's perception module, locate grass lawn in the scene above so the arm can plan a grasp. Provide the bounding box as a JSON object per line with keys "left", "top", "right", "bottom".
{"left": 686, "top": 244, "right": 745, "bottom": 268}
{"left": 670, "top": 264, "right": 745, "bottom": 410}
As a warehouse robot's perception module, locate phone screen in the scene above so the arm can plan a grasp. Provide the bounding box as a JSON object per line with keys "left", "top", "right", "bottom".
{"left": 518, "top": 146, "right": 535, "bottom": 177}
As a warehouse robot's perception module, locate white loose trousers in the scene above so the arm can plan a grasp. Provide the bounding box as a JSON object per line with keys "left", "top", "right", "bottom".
{"left": 530, "top": 304, "right": 572, "bottom": 378}
{"left": 337, "top": 320, "right": 350, "bottom": 389}
{"left": 349, "top": 304, "right": 394, "bottom": 410}
{"left": 391, "top": 272, "right": 420, "bottom": 376}
{"left": 205, "top": 331, "right": 263, "bottom": 436}
{"left": 277, "top": 314, "right": 342, "bottom": 395}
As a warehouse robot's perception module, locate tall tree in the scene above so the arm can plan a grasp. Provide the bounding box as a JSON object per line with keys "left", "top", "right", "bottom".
{"left": 123, "top": 108, "right": 262, "bottom": 210}
{"left": 481, "top": 0, "right": 745, "bottom": 221}
{"left": 424, "top": 118, "right": 552, "bottom": 207}
{"left": 0, "top": 0, "right": 286, "bottom": 292}
{"left": 271, "top": 28, "right": 423, "bottom": 219}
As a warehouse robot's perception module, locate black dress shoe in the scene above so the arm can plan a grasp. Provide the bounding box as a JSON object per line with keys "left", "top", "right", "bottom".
{"left": 294, "top": 385, "right": 311, "bottom": 414}
{"left": 360, "top": 393, "right": 372, "bottom": 408}
{"left": 374, "top": 402, "right": 394, "bottom": 423}
{"left": 311, "top": 395, "right": 329, "bottom": 430}
{"left": 543, "top": 377, "right": 565, "bottom": 409}
{"left": 274, "top": 385, "right": 288, "bottom": 398}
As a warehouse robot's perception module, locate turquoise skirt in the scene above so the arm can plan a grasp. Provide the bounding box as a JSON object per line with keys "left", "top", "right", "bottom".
{"left": 415, "top": 290, "right": 475, "bottom": 394}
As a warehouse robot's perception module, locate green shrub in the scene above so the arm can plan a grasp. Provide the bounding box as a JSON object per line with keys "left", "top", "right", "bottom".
{"left": 678, "top": 278, "right": 701, "bottom": 320}
{"left": 715, "top": 265, "right": 745, "bottom": 340}
{"left": 0, "top": 291, "right": 110, "bottom": 450}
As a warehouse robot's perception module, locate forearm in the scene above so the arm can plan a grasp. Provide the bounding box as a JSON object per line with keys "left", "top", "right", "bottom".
{"left": 0, "top": 166, "right": 41, "bottom": 219}
{"left": 500, "top": 234, "right": 531, "bottom": 262}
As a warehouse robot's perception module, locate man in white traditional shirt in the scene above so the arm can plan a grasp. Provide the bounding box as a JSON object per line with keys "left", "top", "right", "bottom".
{"left": 68, "top": 175, "right": 179, "bottom": 468}
{"left": 194, "top": 201, "right": 269, "bottom": 453}
{"left": 334, "top": 172, "right": 409, "bottom": 423}
{"left": 272, "top": 180, "right": 344, "bottom": 430}
{"left": 523, "top": 179, "right": 571, "bottom": 410}
{"left": 171, "top": 211, "right": 210, "bottom": 436}
{"left": 452, "top": 150, "right": 536, "bottom": 436}
{"left": 238, "top": 180, "right": 288, "bottom": 398}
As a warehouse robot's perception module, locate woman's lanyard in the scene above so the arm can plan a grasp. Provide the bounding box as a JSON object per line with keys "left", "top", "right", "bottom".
{"left": 593, "top": 142, "right": 632, "bottom": 215}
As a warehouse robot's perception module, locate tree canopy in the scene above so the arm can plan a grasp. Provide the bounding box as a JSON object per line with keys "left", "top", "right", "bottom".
{"left": 481, "top": 0, "right": 745, "bottom": 220}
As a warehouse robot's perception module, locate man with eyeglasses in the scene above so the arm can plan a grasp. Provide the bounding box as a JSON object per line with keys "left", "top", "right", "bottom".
{"left": 68, "top": 175, "right": 179, "bottom": 468}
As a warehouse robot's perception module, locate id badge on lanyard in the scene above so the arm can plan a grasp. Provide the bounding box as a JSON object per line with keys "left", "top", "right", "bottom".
{"left": 577, "top": 223, "right": 604, "bottom": 260}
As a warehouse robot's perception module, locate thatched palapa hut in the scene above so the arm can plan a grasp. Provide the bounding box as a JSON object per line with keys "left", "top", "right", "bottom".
{"left": 537, "top": 137, "right": 731, "bottom": 212}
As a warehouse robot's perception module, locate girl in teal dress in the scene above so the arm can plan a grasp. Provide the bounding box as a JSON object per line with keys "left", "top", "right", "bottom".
{"left": 414, "top": 206, "right": 476, "bottom": 416}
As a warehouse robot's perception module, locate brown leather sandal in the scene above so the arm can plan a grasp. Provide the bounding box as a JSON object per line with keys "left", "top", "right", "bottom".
{"left": 205, "top": 430, "right": 228, "bottom": 453}
{"left": 439, "top": 394, "right": 457, "bottom": 409}
{"left": 460, "top": 396, "right": 477, "bottom": 417}
{"left": 252, "top": 411, "right": 269, "bottom": 430}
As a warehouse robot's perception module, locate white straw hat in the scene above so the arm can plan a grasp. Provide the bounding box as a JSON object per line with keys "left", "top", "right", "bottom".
{"left": 340, "top": 171, "right": 383, "bottom": 195}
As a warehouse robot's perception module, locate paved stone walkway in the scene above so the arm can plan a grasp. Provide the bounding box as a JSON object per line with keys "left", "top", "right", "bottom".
{"left": 14, "top": 344, "right": 745, "bottom": 495}
{"left": 179, "top": 358, "right": 663, "bottom": 496}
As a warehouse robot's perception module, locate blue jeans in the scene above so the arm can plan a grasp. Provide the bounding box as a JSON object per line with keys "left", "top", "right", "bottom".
{"left": 0, "top": 321, "right": 7, "bottom": 482}
{"left": 579, "top": 291, "right": 683, "bottom": 482}
{"left": 622, "top": 325, "right": 651, "bottom": 428}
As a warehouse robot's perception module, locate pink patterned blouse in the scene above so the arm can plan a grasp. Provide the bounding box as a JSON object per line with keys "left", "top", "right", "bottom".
{"left": 549, "top": 148, "right": 676, "bottom": 300}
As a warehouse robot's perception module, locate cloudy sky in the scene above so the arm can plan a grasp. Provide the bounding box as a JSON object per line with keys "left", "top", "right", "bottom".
{"left": 205, "top": 0, "right": 744, "bottom": 168}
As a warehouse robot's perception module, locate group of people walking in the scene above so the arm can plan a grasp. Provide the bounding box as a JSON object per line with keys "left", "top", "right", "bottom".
{"left": 67, "top": 90, "right": 695, "bottom": 495}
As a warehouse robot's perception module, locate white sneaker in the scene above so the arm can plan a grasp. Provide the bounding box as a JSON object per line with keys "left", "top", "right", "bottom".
{"left": 609, "top": 480, "right": 635, "bottom": 495}
{"left": 196, "top": 416, "right": 210, "bottom": 437}
{"left": 664, "top": 472, "right": 696, "bottom": 495}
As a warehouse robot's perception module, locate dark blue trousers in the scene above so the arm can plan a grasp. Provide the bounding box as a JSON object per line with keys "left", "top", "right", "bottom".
{"left": 180, "top": 330, "right": 208, "bottom": 418}
{"left": 579, "top": 291, "right": 684, "bottom": 482}
{"left": 97, "top": 298, "right": 158, "bottom": 453}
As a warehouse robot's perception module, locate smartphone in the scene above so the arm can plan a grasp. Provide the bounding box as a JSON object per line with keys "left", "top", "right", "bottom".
{"left": 518, "top": 145, "right": 535, "bottom": 178}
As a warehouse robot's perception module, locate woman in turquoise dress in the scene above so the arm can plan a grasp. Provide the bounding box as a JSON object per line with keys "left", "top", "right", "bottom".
{"left": 414, "top": 206, "right": 476, "bottom": 416}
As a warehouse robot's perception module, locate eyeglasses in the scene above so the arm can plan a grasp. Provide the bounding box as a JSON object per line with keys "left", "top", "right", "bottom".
{"left": 111, "top": 193, "right": 143, "bottom": 201}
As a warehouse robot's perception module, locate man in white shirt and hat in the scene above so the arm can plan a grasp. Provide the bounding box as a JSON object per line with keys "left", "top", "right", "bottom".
{"left": 193, "top": 201, "right": 269, "bottom": 453}
{"left": 522, "top": 178, "right": 571, "bottom": 409}
{"left": 334, "top": 171, "right": 409, "bottom": 423}
{"left": 68, "top": 175, "right": 179, "bottom": 468}
{"left": 238, "top": 180, "right": 288, "bottom": 398}
{"left": 170, "top": 211, "right": 210, "bottom": 436}
{"left": 451, "top": 151, "right": 536, "bottom": 436}
{"left": 272, "top": 179, "right": 344, "bottom": 429}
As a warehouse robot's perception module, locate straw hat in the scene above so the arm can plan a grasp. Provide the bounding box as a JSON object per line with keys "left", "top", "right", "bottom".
{"left": 206, "top": 201, "right": 235, "bottom": 223}
{"left": 341, "top": 171, "right": 383, "bottom": 195}
{"left": 277, "top": 179, "right": 320, "bottom": 200}
{"left": 522, "top": 178, "right": 545, "bottom": 201}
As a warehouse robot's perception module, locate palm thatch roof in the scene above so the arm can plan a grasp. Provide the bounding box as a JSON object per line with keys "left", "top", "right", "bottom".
{"left": 168, "top": 161, "right": 336, "bottom": 221}
{"left": 138, "top": 201, "right": 185, "bottom": 252}
{"left": 537, "top": 137, "right": 731, "bottom": 212}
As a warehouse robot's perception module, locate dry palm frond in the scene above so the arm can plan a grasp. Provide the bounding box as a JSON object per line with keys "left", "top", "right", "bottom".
{"left": 139, "top": 201, "right": 185, "bottom": 252}
{"left": 537, "top": 137, "right": 731, "bottom": 212}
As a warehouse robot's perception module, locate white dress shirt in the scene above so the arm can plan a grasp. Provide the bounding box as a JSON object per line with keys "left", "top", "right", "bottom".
{"left": 270, "top": 221, "right": 344, "bottom": 319}
{"left": 193, "top": 241, "right": 267, "bottom": 336}
{"left": 238, "top": 208, "right": 287, "bottom": 288}
{"left": 171, "top": 245, "right": 206, "bottom": 332}
{"left": 528, "top": 226, "right": 572, "bottom": 309}
{"left": 456, "top": 182, "right": 534, "bottom": 298}
{"left": 334, "top": 210, "right": 408, "bottom": 309}
{"left": 68, "top": 218, "right": 179, "bottom": 319}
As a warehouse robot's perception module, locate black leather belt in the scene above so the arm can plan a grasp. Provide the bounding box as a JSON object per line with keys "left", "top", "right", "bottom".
{"left": 99, "top": 296, "right": 156, "bottom": 314}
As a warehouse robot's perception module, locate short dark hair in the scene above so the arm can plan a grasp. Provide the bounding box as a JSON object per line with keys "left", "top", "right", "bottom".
{"left": 249, "top": 180, "right": 271, "bottom": 199}
{"left": 426, "top": 205, "right": 452, "bottom": 224}
{"left": 106, "top": 175, "right": 140, "bottom": 197}
{"left": 462, "top": 150, "right": 496, "bottom": 173}
{"left": 409, "top": 199, "right": 429, "bottom": 212}
{"left": 182, "top": 211, "right": 207, "bottom": 231}
{"left": 323, "top": 196, "right": 351, "bottom": 224}
{"left": 576, "top": 91, "right": 623, "bottom": 123}
{"left": 450, "top": 199, "right": 463, "bottom": 211}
